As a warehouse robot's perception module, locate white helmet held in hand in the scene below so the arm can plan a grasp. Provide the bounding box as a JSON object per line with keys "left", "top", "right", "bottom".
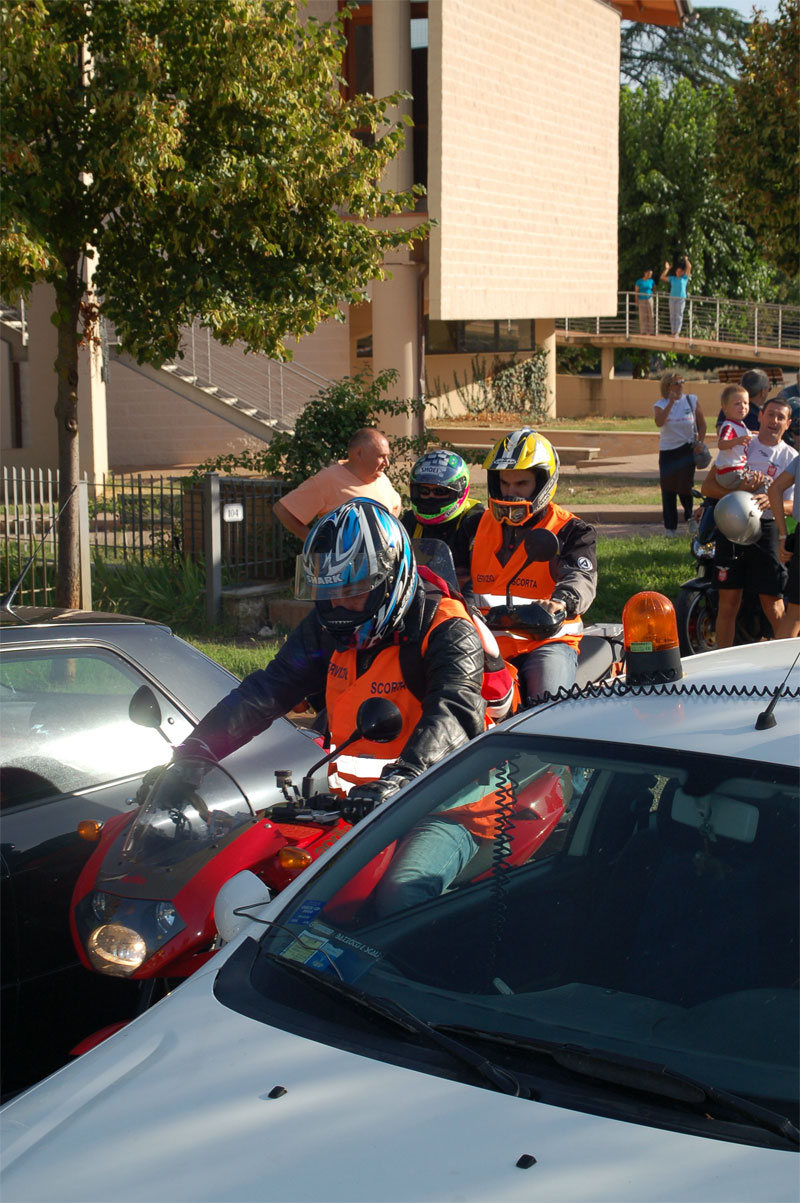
{"left": 714, "top": 491, "right": 763, "bottom": 546}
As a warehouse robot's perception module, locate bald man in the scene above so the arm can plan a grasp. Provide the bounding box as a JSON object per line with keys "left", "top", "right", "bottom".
{"left": 273, "top": 427, "right": 402, "bottom": 542}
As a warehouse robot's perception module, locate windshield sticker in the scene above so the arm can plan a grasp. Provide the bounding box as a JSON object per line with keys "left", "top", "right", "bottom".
{"left": 287, "top": 899, "right": 325, "bottom": 926}
{"left": 281, "top": 925, "right": 382, "bottom": 983}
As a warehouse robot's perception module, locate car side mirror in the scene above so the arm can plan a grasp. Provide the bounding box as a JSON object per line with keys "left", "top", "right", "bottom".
{"left": 214, "top": 870, "right": 272, "bottom": 944}
{"left": 129, "top": 685, "right": 163, "bottom": 730}
{"left": 355, "top": 698, "right": 404, "bottom": 745}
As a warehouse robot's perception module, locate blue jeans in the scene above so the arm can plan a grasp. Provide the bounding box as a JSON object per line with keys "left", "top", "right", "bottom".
{"left": 669, "top": 296, "right": 686, "bottom": 336}
{"left": 517, "top": 641, "right": 578, "bottom": 706}
{"left": 375, "top": 818, "right": 480, "bottom": 916}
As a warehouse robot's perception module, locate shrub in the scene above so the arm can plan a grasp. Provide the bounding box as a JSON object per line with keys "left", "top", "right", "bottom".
{"left": 92, "top": 554, "right": 206, "bottom": 628}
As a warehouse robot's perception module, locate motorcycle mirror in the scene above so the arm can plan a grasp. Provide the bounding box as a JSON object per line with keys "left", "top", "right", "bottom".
{"left": 355, "top": 698, "right": 404, "bottom": 745}
{"left": 129, "top": 685, "right": 164, "bottom": 730}
{"left": 521, "top": 528, "right": 559, "bottom": 562}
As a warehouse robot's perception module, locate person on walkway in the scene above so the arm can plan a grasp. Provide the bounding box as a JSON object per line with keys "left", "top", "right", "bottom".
{"left": 716, "top": 368, "right": 768, "bottom": 434}
{"left": 179, "top": 498, "right": 485, "bottom": 812}
{"left": 634, "top": 269, "right": 655, "bottom": 335}
{"left": 470, "top": 429, "right": 597, "bottom": 707}
{"left": 767, "top": 455, "right": 800, "bottom": 639}
{"left": 654, "top": 371, "right": 707, "bottom": 537}
{"left": 701, "top": 397, "right": 797, "bottom": 647}
{"left": 401, "top": 450, "right": 484, "bottom": 599}
{"left": 273, "top": 427, "right": 401, "bottom": 542}
{"left": 660, "top": 256, "right": 692, "bottom": 337}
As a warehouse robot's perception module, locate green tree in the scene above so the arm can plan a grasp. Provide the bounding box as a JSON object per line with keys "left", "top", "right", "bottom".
{"left": 618, "top": 78, "right": 773, "bottom": 299}
{"left": 620, "top": 8, "right": 749, "bottom": 90}
{"left": 715, "top": 0, "right": 800, "bottom": 279}
{"left": 1, "top": 0, "right": 423, "bottom": 605}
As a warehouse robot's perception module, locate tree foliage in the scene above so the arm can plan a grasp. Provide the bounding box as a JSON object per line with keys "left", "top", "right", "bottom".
{"left": 618, "top": 78, "right": 774, "bottom": 299}
{"left": 1, "top": 0, "right": 424, "bottom": 603}
{"left": 715, "top": 0, "right": 800, "bottom": 279}
{"left": 620, "top": 8, "right": 749, "bottom": 90}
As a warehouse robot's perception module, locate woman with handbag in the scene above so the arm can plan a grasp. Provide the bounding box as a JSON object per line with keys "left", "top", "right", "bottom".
{"left": 653, "top": 371, "right": 707, "bottom": 538}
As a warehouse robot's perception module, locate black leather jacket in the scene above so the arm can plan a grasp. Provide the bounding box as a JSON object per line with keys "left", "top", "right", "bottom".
{"left": 184, "top": 584, "right": 485, "bottom": 776}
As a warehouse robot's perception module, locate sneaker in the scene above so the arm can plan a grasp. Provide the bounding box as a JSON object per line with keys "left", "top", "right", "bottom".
{"left": 664, "top": 528, "right": 678, "bottom": 538}
{"left": 687, "top": 518, "right": 699, "bottom": 536}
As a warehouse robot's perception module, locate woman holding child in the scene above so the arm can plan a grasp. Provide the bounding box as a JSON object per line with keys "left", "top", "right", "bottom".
{"left": 653, "top": 371, "right": 707, "bottom": 538}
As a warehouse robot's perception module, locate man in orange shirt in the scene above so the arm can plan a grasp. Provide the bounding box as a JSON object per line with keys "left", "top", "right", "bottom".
{"left": 273, "top": 427, "right": 401, "bottom": 541}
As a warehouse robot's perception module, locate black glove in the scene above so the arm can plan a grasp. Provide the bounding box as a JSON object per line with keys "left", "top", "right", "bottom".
{"left": 486, "top": 602, "right": 566, "bottom": 638}
{"left": 341, "top": 766, "right": 416, "bottom": 824}
{"left": 134, "top": 762, "right": 168, "bottom": 807}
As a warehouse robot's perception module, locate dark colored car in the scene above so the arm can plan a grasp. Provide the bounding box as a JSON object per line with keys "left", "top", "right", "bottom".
{"left": 0, "top": 609, "right": 318, "bottom": 1096}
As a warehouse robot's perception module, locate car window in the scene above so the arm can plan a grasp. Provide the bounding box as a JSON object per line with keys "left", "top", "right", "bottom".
{"left": 0, "top": 647, "right": 192, "bottom": 807}
{"left": 255, "top": 735, "right": 798, "bottom": 1115}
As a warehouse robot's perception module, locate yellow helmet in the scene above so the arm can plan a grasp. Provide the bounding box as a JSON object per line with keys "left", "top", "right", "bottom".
{"left": 483, "top": 428, "right": 559, "bottom": 525}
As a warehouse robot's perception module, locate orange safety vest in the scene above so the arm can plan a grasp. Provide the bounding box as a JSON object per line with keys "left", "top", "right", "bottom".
{"left": 471, "top": 505, "right": 584, "bottom": 659}
{"left": 325, "top": 596, "right": 471, "bottom": 792}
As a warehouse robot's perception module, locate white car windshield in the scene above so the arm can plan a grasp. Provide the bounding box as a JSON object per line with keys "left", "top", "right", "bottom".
{"left": 253, "top": 734, "right": 798, "bottom": 1122}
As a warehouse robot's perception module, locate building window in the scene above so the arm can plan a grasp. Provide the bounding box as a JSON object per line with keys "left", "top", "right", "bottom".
{"left": 340, "top": 1, "right": 428, "bottom": 190}
{"left": 425, "top": 319, "right": 537, "bottom": 355}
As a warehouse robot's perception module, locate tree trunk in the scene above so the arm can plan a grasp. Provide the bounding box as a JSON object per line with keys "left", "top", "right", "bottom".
{"left": 54, "top": 269, "right": 83, "bottom": 609}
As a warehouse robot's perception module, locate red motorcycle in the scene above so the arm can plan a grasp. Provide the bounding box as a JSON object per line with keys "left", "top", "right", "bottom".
{"left": 68, "top": 694, "right": 404, "bottom": 1051}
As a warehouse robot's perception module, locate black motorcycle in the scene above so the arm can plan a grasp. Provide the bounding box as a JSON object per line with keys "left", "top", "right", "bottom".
{"left": 674, "top": 496, "right": 781, "bottom": 655}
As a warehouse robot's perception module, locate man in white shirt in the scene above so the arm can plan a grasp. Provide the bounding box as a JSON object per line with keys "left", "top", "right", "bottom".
{"left": 702, "top": 397, "right": 797, "bottom": 648}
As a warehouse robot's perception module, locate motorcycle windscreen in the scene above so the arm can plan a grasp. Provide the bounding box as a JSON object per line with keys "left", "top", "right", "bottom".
{"left": 121, "top": 761, "right": 255, "bottom": 871}
{"left": 410, "top": 538, "right": 459, "bottom": 593}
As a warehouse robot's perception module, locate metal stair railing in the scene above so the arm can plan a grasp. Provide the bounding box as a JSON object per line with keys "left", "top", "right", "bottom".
{"left": 104, "top": 319, "right": 333, "bottom": 432}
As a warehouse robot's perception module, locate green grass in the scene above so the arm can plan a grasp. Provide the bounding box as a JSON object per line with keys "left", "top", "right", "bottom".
{"left": 591, "top": 533, "right": 689, "bottom": 623}
{"left": 182, "top": 534, "right": 691, "bottom": 677}
{"left": 469, "top": 478, "right": 662, "bottom": 507}
{"left": 182, "top": 635, "right": 282, "bottom": 680}
{"left": 435, "top": 415, "right": 657, "bottom": 432}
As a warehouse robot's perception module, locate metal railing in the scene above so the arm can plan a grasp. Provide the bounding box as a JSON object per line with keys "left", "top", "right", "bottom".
{"left": 557, "top": 292, "right": 800, "bottom": 353}
{"left": 103, "top": 318, "right": 330, "bottom": 429}
{"left": 1, "top": 468, "right": 292, "bottom": 607}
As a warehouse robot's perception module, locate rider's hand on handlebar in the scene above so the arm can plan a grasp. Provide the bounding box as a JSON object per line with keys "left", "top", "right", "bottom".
{"left": 341, "top": 765, "right": 417, "bottom": 824}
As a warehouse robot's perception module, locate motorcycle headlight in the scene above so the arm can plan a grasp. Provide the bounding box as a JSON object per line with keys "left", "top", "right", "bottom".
{"left": 91, "top": 891, "right": 119, "bottom": 923}
{"left": 154, "top": 901, "right": 178, "bottom": 934}
{"left": 88, "top": 924, "right": 147, "bottom": 976}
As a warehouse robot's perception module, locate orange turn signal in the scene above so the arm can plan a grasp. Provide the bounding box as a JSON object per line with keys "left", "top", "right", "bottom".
{"left": 78, "top": 820, "right": 104, "bottom": 842}
{"left": 277, "top": 846, "right": 313, "bottom": 874}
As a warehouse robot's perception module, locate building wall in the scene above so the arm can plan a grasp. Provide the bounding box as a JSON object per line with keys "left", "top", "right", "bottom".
{"left": 428, "top": 0, "right": 620, "bottom": 321}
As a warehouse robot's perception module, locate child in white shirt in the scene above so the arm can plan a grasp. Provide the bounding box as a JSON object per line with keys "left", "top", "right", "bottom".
{"left": 714, "top": 386, "right": 758, "bottom": 490}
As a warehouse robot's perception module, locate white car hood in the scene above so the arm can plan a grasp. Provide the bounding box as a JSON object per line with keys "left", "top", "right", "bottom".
{"left": 1, "top": 959, "right": 796, "bottom": 1203}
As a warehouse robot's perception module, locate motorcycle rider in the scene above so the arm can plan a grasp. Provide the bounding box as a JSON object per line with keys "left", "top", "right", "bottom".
{"left": 401, "top": 450, "right": 484, "bottom": 598}
{"left": 177, "top": 499, "right": 485, "bottom": 821}
{"left": 471, "top": 428, "right": 597, "bottom": 705}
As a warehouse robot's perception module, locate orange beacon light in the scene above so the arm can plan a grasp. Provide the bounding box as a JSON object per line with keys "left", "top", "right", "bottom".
{"left": 622, "top": 592, "right": 683, "bottom": 686}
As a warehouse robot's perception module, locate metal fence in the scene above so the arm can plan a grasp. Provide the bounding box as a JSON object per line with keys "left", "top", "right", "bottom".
{"left": 1, "top": 468, "right": 291, "bottom": 607}
{"left": 557, "top": 292, "right": 800, "bottom": 353}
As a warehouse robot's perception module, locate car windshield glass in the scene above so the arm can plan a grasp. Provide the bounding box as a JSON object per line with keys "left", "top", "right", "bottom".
{"left": 259, "top": 734, "right": 798, "bottom": 1115}
{"left": 122, "top": 760, "right": 254, "bottom": 869}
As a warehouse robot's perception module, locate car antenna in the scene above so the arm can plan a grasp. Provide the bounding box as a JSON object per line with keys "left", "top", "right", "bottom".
{"left": 755, "top": 648, "right": 800, "bottom": 730}
{"left": 0, "top": 484, "right": 79, "bottom": 622}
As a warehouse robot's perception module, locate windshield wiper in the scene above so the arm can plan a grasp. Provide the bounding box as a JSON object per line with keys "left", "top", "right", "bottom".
{"left": 263, "top": 952, "right": 530, "bottom": 1099}
{"left": 438, "top": 1025, "right": 799, "bottom": 1147}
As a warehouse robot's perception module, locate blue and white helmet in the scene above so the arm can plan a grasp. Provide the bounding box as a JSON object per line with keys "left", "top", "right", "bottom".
{"left": 302, "top": 499, "right": 418, "bottom": 649}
